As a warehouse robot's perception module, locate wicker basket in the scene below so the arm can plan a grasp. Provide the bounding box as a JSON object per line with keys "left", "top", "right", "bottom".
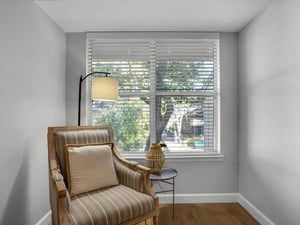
{"left": 146, "top": 143, "right": 165, "bottom": 174}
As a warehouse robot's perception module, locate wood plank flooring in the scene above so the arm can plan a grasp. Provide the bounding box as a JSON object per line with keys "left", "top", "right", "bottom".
{"left": 157, "top": 203, "right": 260, "bottom": 225}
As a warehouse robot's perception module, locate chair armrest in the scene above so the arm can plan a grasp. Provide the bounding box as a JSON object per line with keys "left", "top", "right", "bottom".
{"left": 114, "top": 158, "right": 159, "bottom": 206}
{"left": 49, "top": 161, "right": 70, "bottom": 225}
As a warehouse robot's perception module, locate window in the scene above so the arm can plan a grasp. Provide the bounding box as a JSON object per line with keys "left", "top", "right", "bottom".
{"left": 86, "top": 33, "right": 220, "bottom": 155}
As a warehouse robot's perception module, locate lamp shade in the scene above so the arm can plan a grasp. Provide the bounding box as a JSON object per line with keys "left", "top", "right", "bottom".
{"left": 91, "top": 76, "right": 119, "bottom": 101}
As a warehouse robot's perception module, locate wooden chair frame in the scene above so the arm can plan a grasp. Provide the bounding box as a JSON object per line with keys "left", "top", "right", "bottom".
{"left": 48, "top": 126, "right": 159, "bottom": 225}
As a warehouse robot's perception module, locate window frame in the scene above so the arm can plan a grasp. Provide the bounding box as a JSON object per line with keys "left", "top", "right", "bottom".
{"left": 85, "top": 32, "right": 222, "bottom": 160}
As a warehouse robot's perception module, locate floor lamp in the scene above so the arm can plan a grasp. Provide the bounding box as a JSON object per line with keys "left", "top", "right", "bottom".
{"left": 78, "top": 72, "right": 118, "bottom": 126}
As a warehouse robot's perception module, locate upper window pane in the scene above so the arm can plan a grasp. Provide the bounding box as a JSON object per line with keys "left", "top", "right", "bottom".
{"left": 155, "top": 40, "right": 217, "bottom": 92}
{"left": 156, "top": 60, "right": 215, "bottom": 92}
{"left": 93, "top": 60, "right": 150, "bottom": 92}
{"left": 89, "top": 40, "right": 151, "bottom": 92}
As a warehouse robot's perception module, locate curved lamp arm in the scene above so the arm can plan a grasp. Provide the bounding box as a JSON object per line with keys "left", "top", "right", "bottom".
{"left": 78, "top": 72, "right": 110, "bottom": 126}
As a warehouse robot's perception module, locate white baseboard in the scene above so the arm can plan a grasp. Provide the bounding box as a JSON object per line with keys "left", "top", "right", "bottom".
{"left": 37, "top": 193, "right": 275, "bottom": 225}
{"left": 35, "top": 210, "right": 51, "bottom": 225}
{"left": 238, "top": 194, "right": 275, "bottom": 225}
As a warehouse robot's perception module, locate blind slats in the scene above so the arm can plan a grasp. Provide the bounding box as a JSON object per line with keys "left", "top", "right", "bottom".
{"left": 87, "top": 34, "right": 219, "bottom": 152}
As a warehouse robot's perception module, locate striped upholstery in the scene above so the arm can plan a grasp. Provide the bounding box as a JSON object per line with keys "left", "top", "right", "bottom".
{"left": 69, "top": 185, "right": 154, "bottom": 225}
{"left": 55, "top": 130, "right": 111, "bottom": 187}
{"left": 50, "top": 127, "right": 157, "bottom": 225}
{"left": 114, "top": 159, "right": 144, "bottom": 193}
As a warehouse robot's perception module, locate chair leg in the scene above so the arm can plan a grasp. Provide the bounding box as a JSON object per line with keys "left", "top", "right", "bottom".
{"left": 153, "top": 215, "right": 159, "bottom": 225}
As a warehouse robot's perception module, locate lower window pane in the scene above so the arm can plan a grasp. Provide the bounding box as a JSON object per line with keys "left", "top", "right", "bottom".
{"left": 91, "top": 97, "right": 150, "bottom": 152}
{"left": 91, "top": 95, "right": 216, "bottom": 153}
{"left": 156, "top": 95, "right": 215, "bottom": 152}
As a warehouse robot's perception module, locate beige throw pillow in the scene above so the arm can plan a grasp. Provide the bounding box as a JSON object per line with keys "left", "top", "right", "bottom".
{"left": 65, "top": 144, "right": 119, "bottom": 197}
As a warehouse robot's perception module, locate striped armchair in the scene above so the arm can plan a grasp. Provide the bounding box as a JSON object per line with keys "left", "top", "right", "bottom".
{"left": 48, "top": 126, "right": 159, "bottom": 225}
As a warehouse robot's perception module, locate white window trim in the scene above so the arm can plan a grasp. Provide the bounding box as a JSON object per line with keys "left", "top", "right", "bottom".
{"left": 85, "top": 32, "right": 222, "bottom": 158}
{"left": 122, "top": 152, "right": 224, "bottom": 162}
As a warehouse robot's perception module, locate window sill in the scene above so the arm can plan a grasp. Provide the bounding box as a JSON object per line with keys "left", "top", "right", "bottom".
{"left": 121, "top": 152, "right": 224, "bottom": 163}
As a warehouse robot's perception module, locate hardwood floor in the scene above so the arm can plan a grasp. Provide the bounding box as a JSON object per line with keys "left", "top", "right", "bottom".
{"left": 158, "top": 203, "right": 260, "bottom": 225}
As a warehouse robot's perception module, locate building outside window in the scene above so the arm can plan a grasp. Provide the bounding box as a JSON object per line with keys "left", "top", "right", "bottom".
{"left": 86, "top": 32, "right": 220, "bottom": 156}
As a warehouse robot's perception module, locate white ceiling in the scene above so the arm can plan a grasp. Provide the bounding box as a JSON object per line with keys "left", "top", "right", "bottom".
{"left": 35, "top": 0, "right": 274, "bottom": 33}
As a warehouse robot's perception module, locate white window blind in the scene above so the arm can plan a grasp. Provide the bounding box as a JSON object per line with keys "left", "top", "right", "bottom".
{"left": 88, "top": 40, "right": 151, "bottom": 92}
{"left": 87, "top": 33, "right": 220, "bottom": 153}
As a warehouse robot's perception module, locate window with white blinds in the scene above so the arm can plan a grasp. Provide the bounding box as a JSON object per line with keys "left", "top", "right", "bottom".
{"left": 87, "top": 33, "right": 220, "bottom": 154}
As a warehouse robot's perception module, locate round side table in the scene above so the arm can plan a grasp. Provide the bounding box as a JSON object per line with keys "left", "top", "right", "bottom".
{"left": 150, "top": 167, "right": 178, "bottom": 219}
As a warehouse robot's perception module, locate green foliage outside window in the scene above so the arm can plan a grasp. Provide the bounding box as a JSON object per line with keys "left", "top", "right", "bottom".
{"left": 92, "top": 99, "right": 150, "bottom": 152}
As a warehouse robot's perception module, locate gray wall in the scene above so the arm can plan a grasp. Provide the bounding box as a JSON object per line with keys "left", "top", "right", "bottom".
{"left": 238, "top": 0, "right": 300, "bottom": 224}
{"left": 0, "top": 0, "right": 66, "bottom": 224}
{"left": 66, "top": 33, "right": 86, "bottom": 126}
{"left": 5, "top": 0, "right": 300, "bottom": 223}
{"left": 66, "top": 33, "right": 239, "bottom": 194}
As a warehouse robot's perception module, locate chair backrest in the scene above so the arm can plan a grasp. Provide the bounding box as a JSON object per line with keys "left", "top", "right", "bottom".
{"left": 48, "top": 126, "right": 114, "bottom": 187}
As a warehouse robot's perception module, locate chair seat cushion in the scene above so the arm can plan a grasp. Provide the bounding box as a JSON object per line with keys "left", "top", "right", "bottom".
{"left": 69, "top": 184, "right": 155, "bottom": 225}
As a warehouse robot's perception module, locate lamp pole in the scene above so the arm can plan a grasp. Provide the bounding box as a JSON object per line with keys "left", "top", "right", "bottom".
{"left": 78, "top": 72, "right": 110, "bottom": 126}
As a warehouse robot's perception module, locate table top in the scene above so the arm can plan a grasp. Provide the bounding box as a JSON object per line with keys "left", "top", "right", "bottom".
{"left": 149, "top": 167, "right": 178, "bottom": 181}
